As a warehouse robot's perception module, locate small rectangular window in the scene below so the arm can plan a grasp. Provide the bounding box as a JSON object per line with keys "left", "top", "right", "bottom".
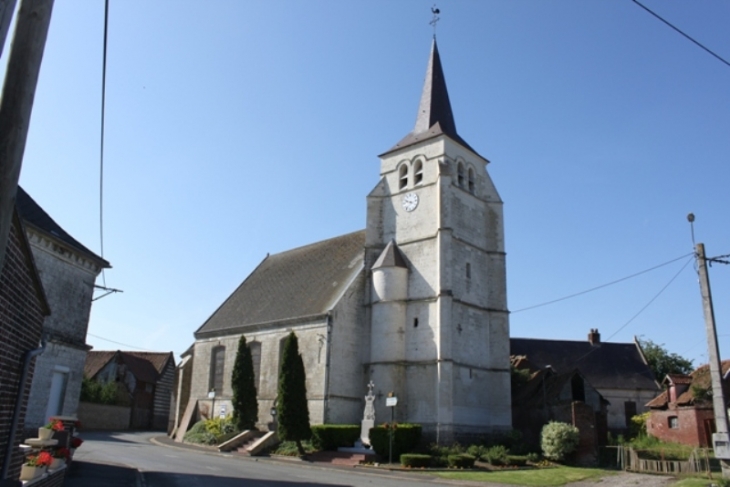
{"left": 466, "top": 263, "right": 471, "bottom": 279}
{"left": 669, "top": 416, "right": 679, "bottom": 429}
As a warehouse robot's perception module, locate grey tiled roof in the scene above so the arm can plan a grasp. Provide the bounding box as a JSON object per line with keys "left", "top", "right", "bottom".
{"left": 510, "top": 337, "right": 659, "bottom": 391}
{"left": 195, "top": 230, "right": 365, "bottom": 337}
{"left": 15, "top": 186, "right": 110, "bottom": 268}
{"left": 372, "top": 240, "right": 407, "bottom": 269}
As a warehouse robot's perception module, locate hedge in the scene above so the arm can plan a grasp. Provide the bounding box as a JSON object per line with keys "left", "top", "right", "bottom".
{"left": 369, "top": 424, "right": 422, "bottom": 459}
{"left": 400, "top": 454, "right": 432, "bottom": 468}
{"left": 310, "top": 424, "right": 360, "bottom": 451}
{"left": 448, "top": 454, "right": 476, "bottom": 468}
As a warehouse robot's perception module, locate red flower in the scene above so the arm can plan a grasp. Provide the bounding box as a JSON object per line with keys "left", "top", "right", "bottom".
{"left": 44, "top": 419, "right": 64, "bottom": 431}
{"left": 70, "top": 437, "right": 83, "bottom": 448}
{"left": 26, "top": 451, "right": 53, "bottom": 467}
{"left": 54, "top": 447, "right": 71, "bottom": 459}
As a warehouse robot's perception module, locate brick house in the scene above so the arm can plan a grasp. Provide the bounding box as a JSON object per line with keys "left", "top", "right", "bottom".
{"left": 511, "top": 356, "right": 609, "bottom": 465}
{"left": 15, "top": 186, "right": 110, "bottom": 430}
{"left": 511, "top": 329, "right": 660, "bottom": 433}
{"left": 0, "top": 208, "right": 50, "bottom": 481}
{"left": 84, "top": 350, "right": 175, "bottom": 430}
{"left": 645, "top": 361, "right": 730, "bottom": 447}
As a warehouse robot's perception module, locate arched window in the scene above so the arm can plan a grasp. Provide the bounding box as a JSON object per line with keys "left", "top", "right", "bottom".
{"left": 209, "top": 345, "right": 225, "bottom": 394}
{"left": 457, "top": 162, "right": 465, "bottom": 188}
{"left": 467, "top": 167, "right": 475, "bottom": 194}
{"left": 249, "top": 341, "right": 262, "bottom": 392}
{"left": 399, "top": 164, "right": 408, "bottom": 190}
{"left": 414, "top": 160, "right": 423, "bottom": 185}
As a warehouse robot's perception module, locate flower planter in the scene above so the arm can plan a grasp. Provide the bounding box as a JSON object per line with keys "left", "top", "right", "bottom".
{"left": 38, "top": 427, "right": 53, "bottom": 440}
{"left": 19, "top": 464, "right": 44, "bottom": 481}
{"left": 50, "top": 457, "right": 65, "bottom": 470}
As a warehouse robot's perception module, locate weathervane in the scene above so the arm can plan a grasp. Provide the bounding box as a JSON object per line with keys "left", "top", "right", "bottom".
{"left": 430, "top": 5, "right": 440, "bottom": 37}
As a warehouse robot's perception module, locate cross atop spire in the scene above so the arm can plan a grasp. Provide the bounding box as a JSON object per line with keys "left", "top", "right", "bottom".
{"left": 382, "top": 39, "right": 478, "bottom": 156}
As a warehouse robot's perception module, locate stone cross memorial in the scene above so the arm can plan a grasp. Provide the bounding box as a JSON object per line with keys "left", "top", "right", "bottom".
{"left": 360, "top": 380, "right": 376, "bottom": 446}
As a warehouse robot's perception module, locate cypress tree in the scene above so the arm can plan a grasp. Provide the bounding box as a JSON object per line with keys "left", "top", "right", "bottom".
{"left": 231, "top": 335, "right": 258, "bottom": 431}
{"left": 276, "top": 331, "right": 311, "bottom": 455}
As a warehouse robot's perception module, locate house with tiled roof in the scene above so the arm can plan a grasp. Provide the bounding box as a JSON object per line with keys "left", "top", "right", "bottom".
{"left": 511, "top": 329, "right": 660, "bottom": 432}
{"left": 84, "top": 350, "right": 175, "bottom": 430}
{"left": 645, "top": 361, "right": 730, "bottom": 447}
{"left": 186, "top": 39, "right": 512, "bottom": 443}
{"left": 14, "top": 186, "right": 110, "bottom": 431}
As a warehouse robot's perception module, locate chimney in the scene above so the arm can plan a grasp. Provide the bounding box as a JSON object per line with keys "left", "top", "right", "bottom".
{"left": 588, "top": 328, "right": 601, "bottom": 346}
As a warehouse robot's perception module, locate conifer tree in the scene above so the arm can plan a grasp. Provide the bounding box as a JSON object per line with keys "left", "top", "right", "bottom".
{"left": 231, "top": 335, "right": 258, "bottom": 431}
{"left": 276, "top": 331, "right": 311, "bottom": 455}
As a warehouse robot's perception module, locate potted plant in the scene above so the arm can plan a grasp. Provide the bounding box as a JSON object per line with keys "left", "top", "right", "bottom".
{"left": 39, "top": 419, "right": 64, "bottom": 440}
{"left": 70, "top": 436, "right": 83, "bottom": 457}
{"left": 20, "top": 451, "right": 53, "bottom": 480}
{"left": 50, "top": 447, "right": 70, "bottom": 469}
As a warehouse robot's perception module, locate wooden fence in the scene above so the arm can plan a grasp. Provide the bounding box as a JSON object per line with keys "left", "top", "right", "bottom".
{"left": 613, "top": 445, "right": 716, "bottom": 475}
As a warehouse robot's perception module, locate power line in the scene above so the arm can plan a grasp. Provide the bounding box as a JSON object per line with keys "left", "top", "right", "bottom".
{"left": 632, "top": 0, "right": 730, "bottom": 68}
{"left": 512, "top": 252, "right": 693, "bottom": 313}
{"left": 567, "top": 255, "right": 693, "bottom": 367}
{"left": 98, "top": 0, "right": 109, "bottom": 287}
{"left": 87, "top": 332, "right": 153, "bottom": 352}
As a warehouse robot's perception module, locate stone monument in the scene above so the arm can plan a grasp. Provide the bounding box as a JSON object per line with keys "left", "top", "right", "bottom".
{"left": 361, "top": 380, "right": 376, "bottom": 446}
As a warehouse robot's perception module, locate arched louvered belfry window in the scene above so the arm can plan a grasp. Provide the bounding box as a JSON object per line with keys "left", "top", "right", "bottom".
{"left": 457, "top": 162, "right": 465, "bottom": 188}
{"left": 467, "top": 167, "right": 475, "bottom": 194}
{"left": 399, "top": 164, "right": 408, "bottom": 190}
{"left": 414, "top": 160, "right": 423, "bottom": 185}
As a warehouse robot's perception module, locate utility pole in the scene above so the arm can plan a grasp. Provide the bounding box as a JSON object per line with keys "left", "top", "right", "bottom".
{"left": 0, "top": 0, "right": 17, "bottom": 58}
{"left": 696, "top": 242, "right": 730, "bottom": 477}
{"left": 0, "top": 0, "right": 54, "bottom": 271}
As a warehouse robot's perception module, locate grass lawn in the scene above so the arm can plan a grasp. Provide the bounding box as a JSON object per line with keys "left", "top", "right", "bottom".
{"left": 671, "top": 477, "right": 725, "bottom": 487}
{"left": 433, "top": 466, "right": 611, "bottom": 486}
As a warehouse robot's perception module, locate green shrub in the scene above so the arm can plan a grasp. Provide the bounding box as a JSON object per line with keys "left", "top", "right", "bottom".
{"left": 629, "top": 412, "right": 650, "bottom": 440}
{"left": 447, "top": 454, "right": 476, "bottom": 468}
{"left": 369, "top": 424, "right": 422, "bottom": 459}
{"left": 400, "top": 454, "right": 432, "bottom": 468}
{"left": 484, "top": 445, "right": 509, "bottom": 465}
{"left": 541, "top": 421, "right": 580, "bottom": 462}
{"left": 184, "top": 418, "right": 238, "bottom": 446}
{"left": 310, "top": 425, "right": 360, "bottom": 451}
{"left": 507, "top": 455, "right": 528, "bottom": 466}
{"left": 466, "top": 444, "right": 487, "bottom": 460}
{"left": 272, "top": 440, "right": 316, "bottom": 456}
{"left": 526, "top": 452, "right": 541, "bottom": 463}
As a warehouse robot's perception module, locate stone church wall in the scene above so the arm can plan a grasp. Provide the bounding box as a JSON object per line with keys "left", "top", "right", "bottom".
{"left": 191, "top": 319, "right": 329, "bottom": 428}
{"left": 326, "top": 271, "right": 368, "bottom": 424}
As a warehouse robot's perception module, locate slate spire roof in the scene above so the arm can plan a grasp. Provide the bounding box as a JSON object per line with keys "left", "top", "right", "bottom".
{"left": 384, "top": 38, "right": 478, "bottom": 156}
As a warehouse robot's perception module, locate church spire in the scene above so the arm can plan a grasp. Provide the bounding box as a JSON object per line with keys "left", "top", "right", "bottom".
{"left": 414, "top": 38, "right": 456, "bottom": 136}
{"left": 383, "top": 38, "right": 478, "bottom": 156}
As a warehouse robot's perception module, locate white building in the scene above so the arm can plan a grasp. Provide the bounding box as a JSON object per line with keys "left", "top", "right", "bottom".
{"left": 187, "top": 39, "right": 511, "bottom": 442}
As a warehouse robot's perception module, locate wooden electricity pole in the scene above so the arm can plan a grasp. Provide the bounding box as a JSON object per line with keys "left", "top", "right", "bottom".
{"left": 0, "top": 0, "right": 54, "bottom": 270}
{"left": 696, "top": 243, "right": 730, "bottom": 477}
{"left": 0, "top": 0, "right": 18, "bottom": 58}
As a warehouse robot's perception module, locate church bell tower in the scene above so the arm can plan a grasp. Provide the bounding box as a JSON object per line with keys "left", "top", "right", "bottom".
{"left": 365, "top": 39, "right": 512, "bottom": 442}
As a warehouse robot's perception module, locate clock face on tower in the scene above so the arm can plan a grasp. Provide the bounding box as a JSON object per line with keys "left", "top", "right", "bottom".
{"left": 402, "top": 192, "right": 419, "bottom": 212}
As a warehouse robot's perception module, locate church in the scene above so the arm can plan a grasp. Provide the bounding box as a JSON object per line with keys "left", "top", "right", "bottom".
{"left": 186, "top": 39, "right": 512, "bottom": 443}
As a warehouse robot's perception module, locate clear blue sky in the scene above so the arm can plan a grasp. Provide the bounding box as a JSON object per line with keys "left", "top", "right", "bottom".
{"left": 5, "top": 1, "right": 730, "bottom": 368}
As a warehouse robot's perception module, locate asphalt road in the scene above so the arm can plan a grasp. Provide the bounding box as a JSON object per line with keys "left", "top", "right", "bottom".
{"left": 64, "top": 431, "right": 466, "bottom": 487}
{"left": 64, "top": 431, "right": 677, "bottom": 487}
